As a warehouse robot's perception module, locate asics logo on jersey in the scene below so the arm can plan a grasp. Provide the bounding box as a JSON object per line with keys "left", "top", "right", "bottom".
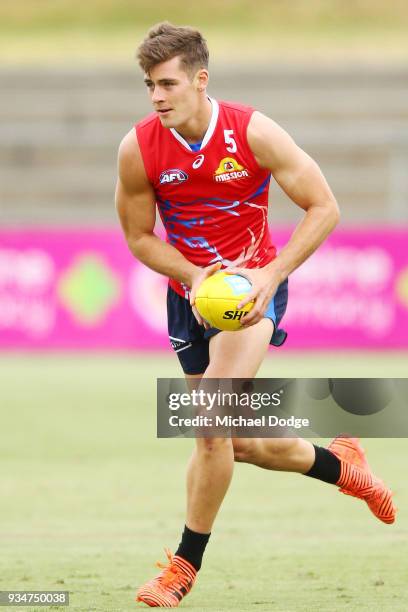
{"left": 214, "top": 157, "right": 249, "bottom": 183}
{"left": 160, "top": 169, "right": 188, "bottom": 185}
{"left": 192, "top": 154, "right": 205, "bottom": 169}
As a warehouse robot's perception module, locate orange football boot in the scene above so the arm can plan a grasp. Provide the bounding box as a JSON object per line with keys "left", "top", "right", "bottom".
{"left": 136, "top": 549, "right": 196, "bottom": 608}
{"left": 328, "top": 436, "right": 396, "bottom": 524}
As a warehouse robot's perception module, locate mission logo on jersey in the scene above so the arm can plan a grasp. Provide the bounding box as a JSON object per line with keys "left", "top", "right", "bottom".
{"left": 214, "top": 157, "right": 249, "bottom": 183}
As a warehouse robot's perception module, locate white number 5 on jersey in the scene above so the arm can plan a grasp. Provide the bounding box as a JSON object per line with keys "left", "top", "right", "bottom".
{"left": 224, "top": 129, "right": 237, "bottom": 153}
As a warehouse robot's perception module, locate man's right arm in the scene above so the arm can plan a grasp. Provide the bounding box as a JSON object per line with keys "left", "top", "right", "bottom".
{"left": 115, "top": 129, "right": 198, "bottom": 287}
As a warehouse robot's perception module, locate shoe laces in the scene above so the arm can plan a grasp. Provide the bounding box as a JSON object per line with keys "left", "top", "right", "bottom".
{"left": 156, "top": 548, "right": 190, "bottom": 588}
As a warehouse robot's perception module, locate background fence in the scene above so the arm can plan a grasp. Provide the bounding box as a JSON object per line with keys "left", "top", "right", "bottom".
{"left": 1, "top": 65, "right": 408, "bottom": 225}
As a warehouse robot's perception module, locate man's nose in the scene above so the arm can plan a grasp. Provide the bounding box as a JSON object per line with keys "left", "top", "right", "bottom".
{"left": 151, "top": 86, "right": 165, "bottom": 104}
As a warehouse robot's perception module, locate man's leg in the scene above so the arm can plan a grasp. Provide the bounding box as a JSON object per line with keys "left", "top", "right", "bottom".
{"left": 232, "top": 435, "right": 396, "bottom": 524}
{"left": 137, "top": 319, "right": 278, "bottom": 607}
{"left": 183, "top": 375, "right": 234, "bottom": 535}
{"left": 184, "top": 318, "right": 275, "bottom": 534}
{"left": 170, "top": 374, "right": 234, "bottom": 573}
{"left": 175, "top": 319, "right": 277, "bottom": 571}
{"left": 206, "top": 327, "right": 396, "bottom": 525}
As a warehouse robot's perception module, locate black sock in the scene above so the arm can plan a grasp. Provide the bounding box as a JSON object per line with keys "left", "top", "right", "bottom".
{"left": 304, "top": 444, "right": 341, "bottom": 484}
{"left": 175, "top": 525, "right": 210, "bottom": 571}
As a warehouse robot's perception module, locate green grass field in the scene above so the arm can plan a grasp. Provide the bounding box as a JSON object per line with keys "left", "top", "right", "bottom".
{"left": 1, "top": 353, "right": 407, "bottom": 611}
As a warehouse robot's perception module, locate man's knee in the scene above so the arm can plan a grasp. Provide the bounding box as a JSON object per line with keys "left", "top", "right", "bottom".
{"left": 196, "top": 437, "right": 232, "bottom": 456}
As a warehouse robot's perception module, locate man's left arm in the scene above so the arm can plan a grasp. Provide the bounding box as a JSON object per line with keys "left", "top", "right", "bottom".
{"left": 229, "top": 111, "right": 340, "bottom": 326}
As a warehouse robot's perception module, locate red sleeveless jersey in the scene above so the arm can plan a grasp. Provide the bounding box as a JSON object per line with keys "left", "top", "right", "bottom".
{"left": 136, "top": 99, "right": 276, "bottom": 298}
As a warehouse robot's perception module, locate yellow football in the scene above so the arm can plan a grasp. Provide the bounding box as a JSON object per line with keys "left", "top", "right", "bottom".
{"left": 195, "top": 271, "right": 254, "bottom": 331}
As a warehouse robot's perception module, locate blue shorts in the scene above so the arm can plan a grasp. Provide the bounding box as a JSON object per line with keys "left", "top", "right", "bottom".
{"left": 167, "top": 279, "right": 288, "bottom": 375}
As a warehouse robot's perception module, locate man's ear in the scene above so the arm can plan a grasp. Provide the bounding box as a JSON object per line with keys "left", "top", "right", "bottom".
{"left": 195, "top": 68, "right": 209, "bottom": 91}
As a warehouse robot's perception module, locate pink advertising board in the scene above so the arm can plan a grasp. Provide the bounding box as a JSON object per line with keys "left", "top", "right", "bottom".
{"left": 0, "top": 227, "right": 407, "bottom": 350}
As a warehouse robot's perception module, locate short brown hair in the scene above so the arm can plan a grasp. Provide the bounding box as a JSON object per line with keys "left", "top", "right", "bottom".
{"left": 137, "top": 22, "right": 209, "bottom": 77}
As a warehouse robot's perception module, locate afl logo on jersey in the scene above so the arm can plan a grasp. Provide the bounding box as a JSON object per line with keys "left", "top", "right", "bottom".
{"left": 159, "top": 169, "right": 188, "bottom": 185}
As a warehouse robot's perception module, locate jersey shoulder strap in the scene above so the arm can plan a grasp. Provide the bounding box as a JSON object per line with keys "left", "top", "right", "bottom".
{"left": 219, "top": 99, "right": 255, "bottom": 115}
{"left": 135, "top": 113, "right": 159, "bottom": 183}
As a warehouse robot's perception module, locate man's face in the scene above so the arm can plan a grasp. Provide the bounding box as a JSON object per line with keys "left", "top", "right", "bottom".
{"left": 144, "top": 56, "right": 204, "bottom": 130}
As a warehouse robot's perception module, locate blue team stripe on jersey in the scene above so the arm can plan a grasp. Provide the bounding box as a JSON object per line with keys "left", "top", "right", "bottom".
{"left": 203, "top": 201, "right": 241, "bottom": 216}
{"left": 247, "top": 175, "right": 271, "bottom": 200}
{"left": 157, "top": 176, "right": 270, "bottom": 225}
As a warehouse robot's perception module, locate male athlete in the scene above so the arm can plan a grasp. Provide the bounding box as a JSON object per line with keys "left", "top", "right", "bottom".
{"left": 115, "top": 22, "right": 396, "bottom": 608}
